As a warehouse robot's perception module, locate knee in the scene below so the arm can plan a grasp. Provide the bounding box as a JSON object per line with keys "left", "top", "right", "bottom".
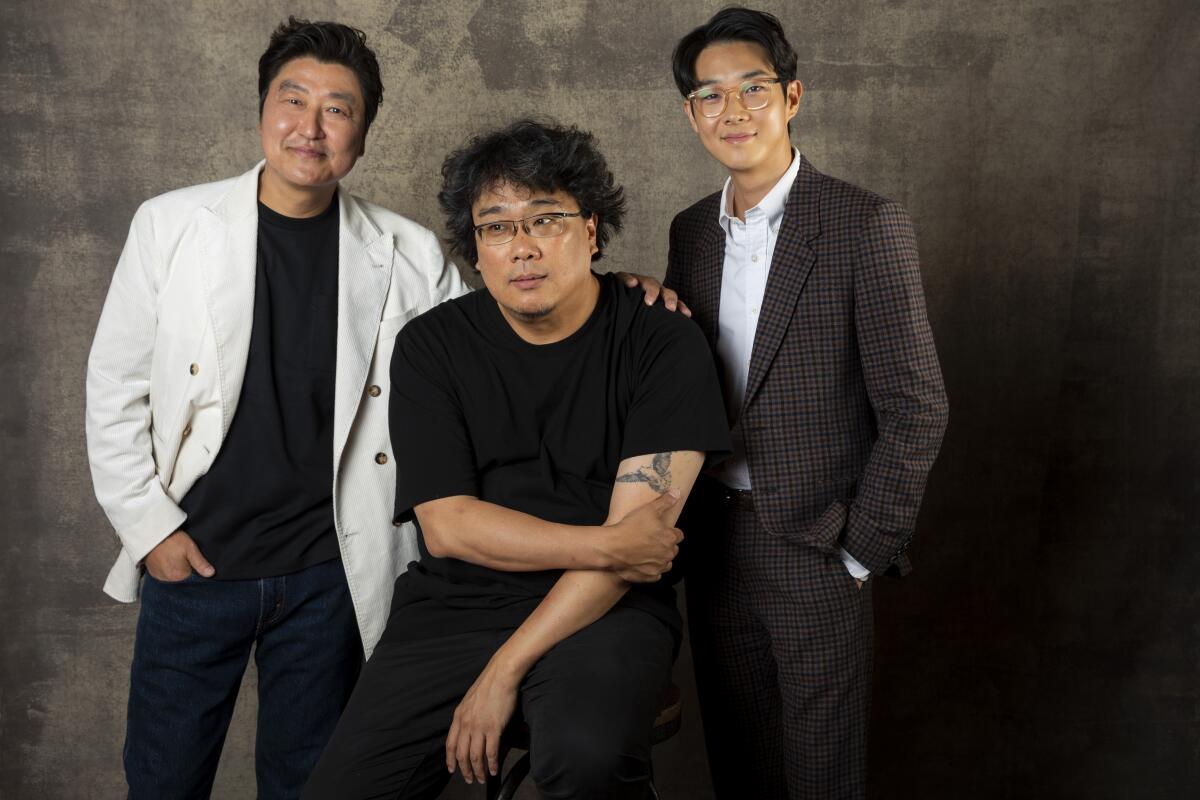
{"left": 530, "top": 726, "right": 650, "bottom": 799}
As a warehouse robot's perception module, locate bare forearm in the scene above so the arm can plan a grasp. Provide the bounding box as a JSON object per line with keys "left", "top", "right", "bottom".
{"left": 488, "top": 569, "right": 629, "bottom": 680}
{"left": 416, "top": 496, "right": 611, "bottom": 572}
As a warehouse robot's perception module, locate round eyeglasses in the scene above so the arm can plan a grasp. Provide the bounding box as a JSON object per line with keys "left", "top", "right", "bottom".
{"left": 473, "top": 211, "right": 583, "bottom": 246}
{"left": 687, "top": 78, "right": 786, "bottom": 118}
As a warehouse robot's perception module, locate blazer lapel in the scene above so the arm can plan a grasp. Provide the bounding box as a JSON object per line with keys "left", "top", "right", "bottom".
{"left": 332, "top": 191, "right": 393, "bottom": 476}
{"left": 199, "top": 163, "right": 262, "bottom": 437}
{"left": 741, "top": 156, "right": 824, "bottom": 412}
{"left": 693, "top": 213, "right": 725, "bottom": 350}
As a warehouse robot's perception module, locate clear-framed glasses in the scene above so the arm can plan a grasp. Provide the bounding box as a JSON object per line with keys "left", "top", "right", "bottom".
{"left": 686, "top": 77, "right": 786, "bottom": 118}
{"left": 473, "top": 211, "right": 583, "bottom": 246}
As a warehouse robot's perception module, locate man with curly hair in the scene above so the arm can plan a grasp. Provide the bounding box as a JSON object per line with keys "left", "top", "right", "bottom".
{"left": 303, "top": 120, "right": 730, "bottom": 799}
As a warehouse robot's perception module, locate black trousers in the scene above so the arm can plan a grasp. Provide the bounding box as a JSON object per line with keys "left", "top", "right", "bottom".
{"left": 683, "top": 479, "right": 874, "bottom": 800}
{"left": 303, "top": 602, "right": 674, "bottom": 800}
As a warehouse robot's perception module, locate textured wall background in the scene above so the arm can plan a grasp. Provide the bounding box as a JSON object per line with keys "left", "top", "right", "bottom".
{"left": 2, "top": 0, "right": 1197, "bottom": 797}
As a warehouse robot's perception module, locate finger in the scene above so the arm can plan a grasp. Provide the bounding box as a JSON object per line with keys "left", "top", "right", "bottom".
{"left": 643, "top": 284, "right": 661, "bottom": 305}
{"left": 652, "top": 488, "right": 681, "bottom": 514}
{"left": 671, "top": 527, "right": 684, "bottom": 544}
{"left": 661, "top": 288, "right": 679, "bottom": 310}
{"left": 445, "top": 717, "right": 460, "bottom": 773}
{"left": 185, "top": 539, "right": 216, "bottom": 577}
{"left": 470, "top": 731, "right": 486, "bottom": 784}
{"left": 618, "top": 271, "right": 638, "bottom": 287}
{"left": 457, "top": 734, "right": 474, "bottom": 783}
{"left": 486, "top": 731, "right": 500, "bottom": 776}
{"left": 678, "top": 299, "right": 693, "bottom": 318}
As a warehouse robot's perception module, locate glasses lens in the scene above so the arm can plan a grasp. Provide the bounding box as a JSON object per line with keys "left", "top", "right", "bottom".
{"left": 741, "top": 81, "right": 773, "bottom": 110}
{"left": 479, "top": 222, "right": 516, "bottom": 245}
{"left": 694, "top": 90, "right": 726, "bottom": 118}
{"left": 527, "top": 214, "right": 566, "bottom": 238}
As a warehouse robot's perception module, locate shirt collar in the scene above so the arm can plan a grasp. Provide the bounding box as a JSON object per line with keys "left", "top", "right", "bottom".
{"left": 718, "top": 148, "right": 802, "bottom": 236}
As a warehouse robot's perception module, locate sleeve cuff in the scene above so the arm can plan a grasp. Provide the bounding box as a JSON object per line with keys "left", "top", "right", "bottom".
{"left": 838, "top": 547, "right": 871, "bottom": 581}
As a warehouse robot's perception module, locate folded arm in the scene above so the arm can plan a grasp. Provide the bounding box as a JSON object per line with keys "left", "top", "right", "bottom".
{"left": 440, "top": 449, "right": 705, "bottom": 783}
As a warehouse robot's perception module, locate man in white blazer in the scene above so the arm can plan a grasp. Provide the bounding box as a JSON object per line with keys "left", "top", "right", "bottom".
{"left": 85, "top": 19, "right": 464, "bottom": 799}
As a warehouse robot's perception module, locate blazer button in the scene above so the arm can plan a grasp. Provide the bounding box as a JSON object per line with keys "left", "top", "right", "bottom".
{"left": 368, "top": 385, "right": 381, "bottom": 397}
{"left": 189, "top": 363, "right": 199, "bottom": 376}
{"left": 375, "top": 453, "right": 388, "bottom": 465}
{"left": 392, "top": 520, "right": 403, "bottom": 528}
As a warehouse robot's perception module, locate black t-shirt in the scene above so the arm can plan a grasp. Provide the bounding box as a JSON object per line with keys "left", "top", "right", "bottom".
{"left": 389, "top": 272, "right": 731, "bottom": 642}
{"left": 180, "top": 198, "right": 341, "bottom": 579}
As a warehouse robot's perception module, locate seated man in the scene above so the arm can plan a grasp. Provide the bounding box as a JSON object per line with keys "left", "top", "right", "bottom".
{"left": 303, "top": 119, "right": 730, "bottom": 799}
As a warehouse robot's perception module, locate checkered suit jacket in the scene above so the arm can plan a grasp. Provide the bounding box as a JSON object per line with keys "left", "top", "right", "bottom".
{"left": 665, "top": 155, "right": 948, "bottom": 576}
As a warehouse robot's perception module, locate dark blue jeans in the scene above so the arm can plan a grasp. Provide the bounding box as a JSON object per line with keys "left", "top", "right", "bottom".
{"left": 124, "top": 558, "right": 361, "bottom": 800}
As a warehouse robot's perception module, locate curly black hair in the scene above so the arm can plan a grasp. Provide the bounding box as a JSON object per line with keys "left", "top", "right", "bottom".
{"left": 438, "top": 119, "right": 626, "bottom": 266}
{"left": 258, "top": 17, "right": 383, "bottom": 138}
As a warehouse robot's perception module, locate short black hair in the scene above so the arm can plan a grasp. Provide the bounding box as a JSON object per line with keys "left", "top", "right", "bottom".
{"left": 671, "top": 6, "right": 798, "bottom": 97}
{"left": 438, "top": 120, "right": 626, "bottom": 266}
{"left": 258, "top": 17, "right": 384, "bottom": 138}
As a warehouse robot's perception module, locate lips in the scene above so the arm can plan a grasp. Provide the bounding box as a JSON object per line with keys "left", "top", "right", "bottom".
{"left": 510, "top": 274, "right": 547, "bottom": 289}
{"left": 722, "top": 132, "right": 756, "bottom": 144}
{"left": 289, "top": 146, "right": 326, "bottom": 158}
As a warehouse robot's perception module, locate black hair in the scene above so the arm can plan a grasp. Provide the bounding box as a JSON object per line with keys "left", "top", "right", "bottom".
{"left": 438, "top": 119, "right": 626, "bottom": 266}
{"left": 258, "top": 17, "right": 384, "bottom": 138}
{"left": 671, "top": 6, "right": 798, "bottom": 97}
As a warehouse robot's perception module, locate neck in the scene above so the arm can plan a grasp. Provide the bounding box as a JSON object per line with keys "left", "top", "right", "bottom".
{"left": 728, "top": 145, "right": 795, "bottom": 220}
{"left": 258, "top": 171, "right": 337, "bottom": 219}
{"left": 501, "top": 273, "right": 601, "bottom": 346}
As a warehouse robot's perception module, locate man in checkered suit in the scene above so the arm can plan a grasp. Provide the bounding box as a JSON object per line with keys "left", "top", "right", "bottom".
{"left": 665, "top": 8, "right": 949, "bottom": 798}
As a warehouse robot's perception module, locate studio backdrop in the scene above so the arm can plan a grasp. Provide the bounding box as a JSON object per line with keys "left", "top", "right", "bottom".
{"left": 1, "top": 1, "right": 1196, "bottom": 797}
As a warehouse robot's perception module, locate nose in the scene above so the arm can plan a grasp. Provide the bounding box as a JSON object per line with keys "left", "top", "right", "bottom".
{"left": 298, "top": 105, "right": 324, "bottom": 139}
{"left": 509, "top": 224, "right": 541, "bottom": 263}
{"left": 723, "top": 93, "right": 751, "bottom": 124}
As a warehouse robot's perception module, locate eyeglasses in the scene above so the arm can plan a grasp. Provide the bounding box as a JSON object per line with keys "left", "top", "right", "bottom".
{"left": 473, "top": 211, "right": 583, "bottom": 246}
{"left": 686, "top": 78, "right": 786, "bottom": 118}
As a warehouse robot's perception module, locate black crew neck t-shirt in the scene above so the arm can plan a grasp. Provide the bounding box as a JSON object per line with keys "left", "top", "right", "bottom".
{"left": 180, "top": 198, "right": 341, "bottom": 579}
{"left": 389, "top": 272, "right": 731, "bottom": 643}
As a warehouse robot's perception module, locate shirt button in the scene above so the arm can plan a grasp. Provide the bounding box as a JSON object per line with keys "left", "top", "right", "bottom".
{"left": 181, "top": 425, "right": 192, "bottom": 438}
{"left": 751, "top": 306, "right": 759, "bottom": 315}
{"left": 189, "top": 363, "right": 199, "bottom": 376}
{"left": 751, "top": 254, "right": 758, "bottom": 262}
{"left": 368, "top": 385, "right": 382, "bottom": 397}
{"left": 375, "top": 453, "right": 388, "bottom": 465}
{"left": 392, "top": 520, "right": 403, "bottom": 528}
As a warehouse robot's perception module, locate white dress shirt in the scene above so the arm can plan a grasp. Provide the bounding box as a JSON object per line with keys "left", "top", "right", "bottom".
{"left": 706, "top": 149, "right": 870, "bottom": 581}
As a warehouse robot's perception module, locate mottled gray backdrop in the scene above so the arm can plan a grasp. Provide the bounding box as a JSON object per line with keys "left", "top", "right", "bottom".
{"left": 2, "top": 0, "right": 1197, "bottom": 797}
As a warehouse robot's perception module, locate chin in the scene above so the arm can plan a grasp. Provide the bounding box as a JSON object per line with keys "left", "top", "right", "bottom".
{"left": 505, "top": 301, "right": 554, "bottom": 321}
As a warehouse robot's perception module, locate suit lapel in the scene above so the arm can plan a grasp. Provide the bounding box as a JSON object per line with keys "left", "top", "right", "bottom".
{"left": 332, "top": 191, "right": 393, "bottom": 476}
{"left": 741, "top": 156, "right": 824, "bottom": 412}
{"left": 199, "top": 163, "right": 262, "bottom": 437}
{"left": 693, "top": 208, "right": 725, "bottom": 349}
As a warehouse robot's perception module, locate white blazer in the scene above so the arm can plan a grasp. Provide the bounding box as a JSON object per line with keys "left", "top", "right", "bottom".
{"left": 86, "top": 162, "right": 467, "bottom": 658}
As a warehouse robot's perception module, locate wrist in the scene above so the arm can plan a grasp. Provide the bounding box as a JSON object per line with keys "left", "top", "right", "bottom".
{"left": 583, "top": 525, "right": 618, "bottom": 570}
{"left": 487, "top": 646, "right": 534, "bottom": 687}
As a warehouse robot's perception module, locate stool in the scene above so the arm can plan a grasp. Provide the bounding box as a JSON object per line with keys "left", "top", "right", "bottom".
{"left": 485, "top": 682, "right": 683, "bottom": 800}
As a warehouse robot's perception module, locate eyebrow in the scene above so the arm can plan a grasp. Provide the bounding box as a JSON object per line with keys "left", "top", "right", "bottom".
{"left": 475, "top": 197, "right": 564, "bottom": 218}
{"left": 696, "top": 69, "right": 770, "bottom": 87}
{"left": 278, "top": 80, "right": 358, "bottom": 108}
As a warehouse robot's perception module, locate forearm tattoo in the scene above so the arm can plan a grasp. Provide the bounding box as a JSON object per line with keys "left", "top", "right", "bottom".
{"left": 616, "top": 452, "right": 673, "bottom": 493}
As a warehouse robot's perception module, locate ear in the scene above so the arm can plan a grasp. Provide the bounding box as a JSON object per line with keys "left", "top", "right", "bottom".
{"left": 586, "top": 213, "right": 599, "bottom": 257}
{"left": 785, "top": 80, "right": 804, "bottom": 123}
{"left": 683, "top": 99, "right": 699, "bottom": 134}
